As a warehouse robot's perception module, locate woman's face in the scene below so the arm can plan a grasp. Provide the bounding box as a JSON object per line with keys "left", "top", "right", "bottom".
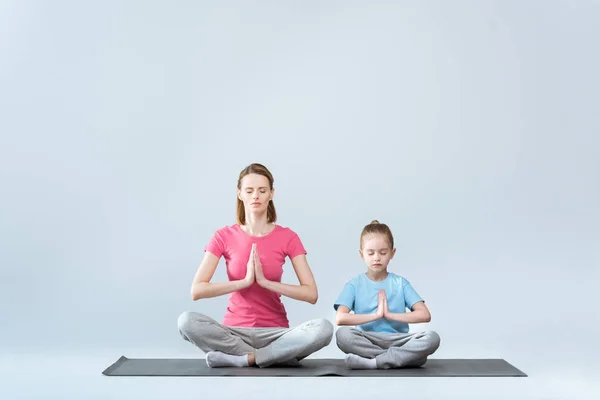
{"left": 238, "top": 173, "right": 273, "bottom": 215}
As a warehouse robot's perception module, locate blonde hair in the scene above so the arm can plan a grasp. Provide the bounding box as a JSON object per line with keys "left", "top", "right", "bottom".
{"left": 236, "top": 163, "right": 277, "bottom": 225}
{"left": 360, "top": 220, "right": 394, "bottom": 249}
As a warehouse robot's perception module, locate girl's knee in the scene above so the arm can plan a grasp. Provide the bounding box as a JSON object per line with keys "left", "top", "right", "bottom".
{"left": 424, "top": 330, "right": 441, "bottom": 351}
{"left": 335, "top": 327, "right": 355, "bottom": 352}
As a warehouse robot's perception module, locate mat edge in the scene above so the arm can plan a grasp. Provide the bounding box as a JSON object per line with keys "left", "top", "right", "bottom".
{"left": 102, "top": 355, "right": 129, "bottom": 376}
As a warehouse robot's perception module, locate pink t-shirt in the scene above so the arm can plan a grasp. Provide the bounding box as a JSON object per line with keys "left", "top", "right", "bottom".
{"left": 204, "top": 224, "right": 307, "bottom": 328}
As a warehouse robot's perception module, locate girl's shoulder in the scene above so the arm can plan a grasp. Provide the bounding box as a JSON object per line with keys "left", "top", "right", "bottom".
{"left": 342, "top": 273, "right": 365, "bottom": 287}
{"left": 388, "top": 272, "right": 407, "bottom": 284}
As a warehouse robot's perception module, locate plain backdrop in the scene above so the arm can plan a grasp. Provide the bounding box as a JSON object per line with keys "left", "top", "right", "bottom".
{"left": 1, "top": 1, "right": 598, "bottom": 399}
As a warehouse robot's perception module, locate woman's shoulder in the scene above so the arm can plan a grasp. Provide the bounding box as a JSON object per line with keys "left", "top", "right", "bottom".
{"left": 212, "top": 224, "right": 241, "bottom": 237}
{"left": 273, "top": 224, "right": 301, "bottom": 238}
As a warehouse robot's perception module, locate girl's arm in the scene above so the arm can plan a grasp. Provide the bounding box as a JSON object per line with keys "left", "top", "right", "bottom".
{"left": 336, "top": 304, "right": 382, "bottom": 326}
{"left": 257, "top": 254, "right": 318, "bottom": 304}
{"left": 384, "top": 301, "right": 431, "bottom": 323}
{"left": 190, "top": 251, "right": 253, "bottom": 300}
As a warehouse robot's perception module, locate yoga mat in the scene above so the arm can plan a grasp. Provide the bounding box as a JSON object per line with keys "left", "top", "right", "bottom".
{"left": 102, "top": 357, "right": 527, "bottom": 377}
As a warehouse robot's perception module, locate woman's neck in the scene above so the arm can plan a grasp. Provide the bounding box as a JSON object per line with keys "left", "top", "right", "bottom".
{"left": 242, "top": 213, "right": 273, "bottom": 236}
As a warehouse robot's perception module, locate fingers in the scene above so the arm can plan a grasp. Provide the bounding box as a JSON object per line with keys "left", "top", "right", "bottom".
{"left": 248, "top": 243, "right": 255, "bottom": 266}
{"left": 377, "top": 290, "right": 387, "bottom": 311}
{"left": 254, "top": 244, "right": 260, "bottom": 265}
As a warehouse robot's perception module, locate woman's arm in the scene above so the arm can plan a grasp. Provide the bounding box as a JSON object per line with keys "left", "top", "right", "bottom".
{"left": 384, "top": 301, "right": 431, "bottom": 323}
{"left": 190, "top": 251, "right": 252, "bottom": 300}
{"left": 335, "top": 305, "right": 382, "bottom": 326}
{"left": 256, "top": 254, "right": 318, "bottom": 304}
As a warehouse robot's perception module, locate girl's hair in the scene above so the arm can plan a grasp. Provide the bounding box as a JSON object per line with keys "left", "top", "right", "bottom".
{"left": 360, "top": 220, "right": 394, "bottom": 249}
{"left": 236, "top": 163, "right": 277, "bottom": 225}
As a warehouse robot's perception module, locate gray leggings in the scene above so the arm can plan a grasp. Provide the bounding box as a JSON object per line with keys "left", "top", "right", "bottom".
{"left": 177, "top": 311, "right": 334, "bottom": 367}
{"left": 336, "top": 327, "right": 441, "bottom": 369}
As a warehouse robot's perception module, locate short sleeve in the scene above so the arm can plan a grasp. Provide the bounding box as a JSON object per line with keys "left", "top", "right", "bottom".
{"left": 286, "top": 232, "right": 307, "bottom": 259}
{"left": 204, "top": 230, "right": 225, "bottom": 258}
{"left": 334, "top": 281, "right": 356, "bottom": 311}
{"left": 402, "top": 278, "right": 424, "bottom": 310}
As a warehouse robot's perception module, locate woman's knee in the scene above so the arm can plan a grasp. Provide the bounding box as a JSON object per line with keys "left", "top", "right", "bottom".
{"left": 177, "top": 311, "right": 193, "bottom": 334}
{"left": 177, "top": 311, "right": 209, "bottom": 334}
{"left": 295, "top": 318, "right": 334, "bottom": 349}
{"left": 306, "top": 318, "right": 334, "bottom": 345}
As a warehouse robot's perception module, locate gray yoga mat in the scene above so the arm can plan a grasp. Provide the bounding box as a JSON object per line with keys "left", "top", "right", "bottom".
{"left": 102, "top": 357, "right": 527, "bottom": 377}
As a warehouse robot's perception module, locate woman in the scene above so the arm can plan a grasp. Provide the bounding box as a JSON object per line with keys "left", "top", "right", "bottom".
{"left": 177, "top": 163, "right": 333, "bottom": 368}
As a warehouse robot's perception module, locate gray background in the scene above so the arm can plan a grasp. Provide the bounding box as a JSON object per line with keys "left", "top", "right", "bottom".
{"left": 1, "top": 0, "right": 598, "bottom": 399}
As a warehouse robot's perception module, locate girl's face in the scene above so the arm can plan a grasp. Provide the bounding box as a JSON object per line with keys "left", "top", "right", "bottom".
{"left": 360, "top": 234, "right": 395, "bottom": 272}
{"left": 238, "top": 173, "right": 273, "bottom": 215}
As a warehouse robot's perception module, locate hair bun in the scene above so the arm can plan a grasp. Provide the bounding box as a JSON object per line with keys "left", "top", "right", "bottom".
{"left": 370, "top": 219, "right": 380, "bottom": 224}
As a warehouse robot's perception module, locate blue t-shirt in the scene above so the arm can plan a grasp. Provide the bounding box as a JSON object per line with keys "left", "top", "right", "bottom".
{"left": 333, "top": 272, "right": 424, "bottom": 333}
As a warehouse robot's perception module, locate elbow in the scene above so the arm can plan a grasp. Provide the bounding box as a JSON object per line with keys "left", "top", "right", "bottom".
{"left": 190, "top": 285, "right": 204, "bottom": 301}
{"left": 305, "top": 287, "right": 318, "bottom": 304}
{"left": 335, "top": 312, "right": 346, "bottom": 326}
{"left": 423, "top": 313, "right": 431, "bottom": 323}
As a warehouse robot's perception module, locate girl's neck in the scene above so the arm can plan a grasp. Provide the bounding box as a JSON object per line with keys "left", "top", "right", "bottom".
{"left": 242, "top": 213, "right": 273, "bottom": 236}
{"left": 366, "top": 269, "right": 388, "bottom": 282}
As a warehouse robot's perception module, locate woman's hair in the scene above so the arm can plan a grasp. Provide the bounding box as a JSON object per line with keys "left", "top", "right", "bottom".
{"left": 236, "top": 163, "right": 277, "bottom": 225}
{"left": 360, "top": 220, "right": 394, "bottom": 249}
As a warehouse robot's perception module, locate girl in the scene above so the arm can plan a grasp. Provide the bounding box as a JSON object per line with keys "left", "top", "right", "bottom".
{"left": 334, "top": 220, "right": 440, "bottom": 369}
{"left": 178, "top": 163, "right": 333, "bottom": 368}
